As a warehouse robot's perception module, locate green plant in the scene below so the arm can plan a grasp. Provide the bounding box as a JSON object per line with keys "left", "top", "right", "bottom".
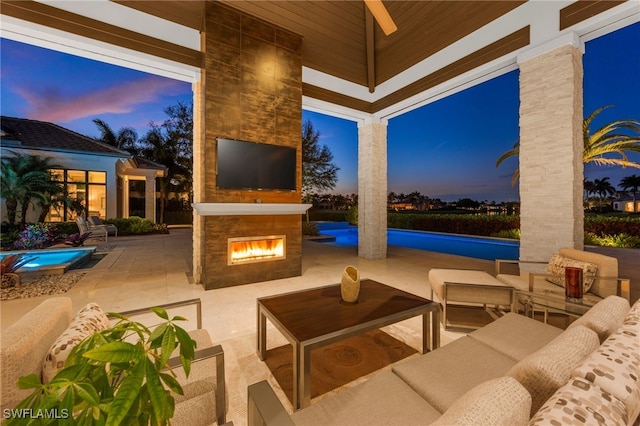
{"left": 346, "top": 206, "right": 358, "bottom": 226}
{"left": 585, "top": 232, "right": 640, "bottom": 248}
{"left": 8, "top": 307, "right": 196, "bottom": 426}
{"left": 490, "top": 229, "right": 521, "bottom": 239}
{"left": 302, "top": 221, "right": 319, "bottom": 236}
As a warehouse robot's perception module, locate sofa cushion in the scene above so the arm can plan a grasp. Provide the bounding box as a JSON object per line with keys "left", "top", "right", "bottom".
{"left": 572, "top": 320, "right": 640, "bottom": 422}
{"left": 528, "top": 377, "right": 629, "bottom": 426}
{"left": 546, "top": 253, "right": 598, "bottom": 292}
{"left": 42, "top": 303, "right": 110, "bottom": 382}
{"left": 469, "top": 313, "right": 563, "bottom": 362}
{"left": 290, "top": 370, "right": 442, "bottom": 425}
{"left": 172, "top": 380, "right": 217, "bottom": 426}
{"left": 393, "top": 336, "right": 517, "bottom": 413}
{"left": 431, "top": 377, "right": 531, "bottom": 426}
{"left": 508, "top": 325, "right": 600, "bottom": 415}
{"left": 1, "top": 297, "right": 72, "bottom": 409}
{"left": 567, "top": 295, "right": 630, "bottom": 342}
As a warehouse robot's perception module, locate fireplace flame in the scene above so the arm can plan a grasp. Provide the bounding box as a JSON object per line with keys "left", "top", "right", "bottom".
{"left": 230, "top": 237, "right": 284, "bottom": 264}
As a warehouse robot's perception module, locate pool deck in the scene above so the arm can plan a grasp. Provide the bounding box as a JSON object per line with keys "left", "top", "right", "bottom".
{"left": 1, "top": 228, "right": 638, "bottom": 425}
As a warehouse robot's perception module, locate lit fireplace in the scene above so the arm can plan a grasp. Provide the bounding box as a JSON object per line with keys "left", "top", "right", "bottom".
{"left": 228, "top": 235, "right": 286, "bottom": 265}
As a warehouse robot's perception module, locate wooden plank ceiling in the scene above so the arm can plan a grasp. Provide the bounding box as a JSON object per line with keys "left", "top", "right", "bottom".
{"left": 120, "top": 0, "right": 526, "bottom": 89}
{"left": 6, "top": 1, "right": 625, "bottom": 113}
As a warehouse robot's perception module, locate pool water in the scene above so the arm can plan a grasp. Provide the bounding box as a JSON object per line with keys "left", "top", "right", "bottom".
{"left": 317, "top": 226, "right": 519, "bottom": 261}
{"left": 0, "top": 247, "right": 95, "bottom": 275}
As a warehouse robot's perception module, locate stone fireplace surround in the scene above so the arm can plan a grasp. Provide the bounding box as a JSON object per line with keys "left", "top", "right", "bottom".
{"left": 193, "top": 203, "right": 311, "bottom": 290}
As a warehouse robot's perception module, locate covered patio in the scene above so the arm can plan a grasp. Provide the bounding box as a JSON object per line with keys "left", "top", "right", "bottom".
{"left": 2, "top": 1, "right": 639, "bottom": 289}
{"left": 1, "top": 229, "right": 639, "bottom": 424}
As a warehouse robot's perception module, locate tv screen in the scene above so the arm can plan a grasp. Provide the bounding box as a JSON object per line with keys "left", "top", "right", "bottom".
{"left": 216, "top": 138, "right": 297, "bottom": 191}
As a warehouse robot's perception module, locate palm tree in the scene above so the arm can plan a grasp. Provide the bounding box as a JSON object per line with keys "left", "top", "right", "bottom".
{"left": 1, "top": 153, "right": 62, "bottom": 227}
{"left": 593, "top": 177, "right": 616, "bottom": 212}
{"left": 93, "top": 118, "right": 139, "bottom": 154}
{"left": 583, "top": 179, "right": 596, "bottom": 209}
{"left": 619, "top": 174, "right": 640, "bottom": 213}
{"left": 139, "top": 126, "right": 191, "bottom": 224}
{"left": 497, "top": 105, "right": 640, "bottom": 185}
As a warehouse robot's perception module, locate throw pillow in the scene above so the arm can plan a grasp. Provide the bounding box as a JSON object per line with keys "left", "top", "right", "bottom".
{"left": 571, "top": 320, "right": 640, "bottom": 421}
{"left": 42, "top": 303, "right": 110, "bottom": 382}
{"left": 507, "top": 325, "right": 600, "bottom": 415}
{"left": 529, "top": 377, "right": 628, "bottom": 425}
{"left": 546, "top": 253, "right": 598, "bottom": 293}
{"left": 431, "top": 377, "right": 531, "bottom": 426}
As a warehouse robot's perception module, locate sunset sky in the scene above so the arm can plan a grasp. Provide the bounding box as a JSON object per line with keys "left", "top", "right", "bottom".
{"left": 1, "top": 22, "right": 639, "bottom": 202}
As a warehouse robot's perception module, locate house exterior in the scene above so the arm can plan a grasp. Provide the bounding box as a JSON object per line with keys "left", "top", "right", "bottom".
{"left": 613, "top": 198, "right": 640, "bottom": 213}
{"left": 0, "top": 116, "right": 166, "bottom": 223}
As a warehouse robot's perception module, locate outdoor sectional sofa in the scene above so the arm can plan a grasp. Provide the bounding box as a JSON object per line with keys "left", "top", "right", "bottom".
{"left": 248, "top": 295, "right": 640, "bottom": 425}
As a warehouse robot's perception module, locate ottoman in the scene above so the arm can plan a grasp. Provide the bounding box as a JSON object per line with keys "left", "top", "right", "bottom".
{"left": 429, "top": 269, "right": 516, "bottom": 331}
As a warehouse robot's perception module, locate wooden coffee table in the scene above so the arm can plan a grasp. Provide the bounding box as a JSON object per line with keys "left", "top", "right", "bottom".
{"left": 257, "top": 279, "right": 440, "bottom": 409}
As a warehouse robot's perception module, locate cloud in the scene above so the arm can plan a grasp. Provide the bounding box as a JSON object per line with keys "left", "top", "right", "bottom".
{"left": 15, "top": 76, "right": 186, "bottom": 123}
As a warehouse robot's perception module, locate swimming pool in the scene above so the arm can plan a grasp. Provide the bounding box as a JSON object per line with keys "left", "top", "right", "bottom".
{"left": 317, "top": 225, "right": 519, "bottom": 261}
{"left": 0, "top": 247, "right": 95, "bottom": 275}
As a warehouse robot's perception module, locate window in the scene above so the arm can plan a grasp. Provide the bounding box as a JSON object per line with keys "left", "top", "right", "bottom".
{"left": 47, "top": 169, "right": 107, "bottom": 222}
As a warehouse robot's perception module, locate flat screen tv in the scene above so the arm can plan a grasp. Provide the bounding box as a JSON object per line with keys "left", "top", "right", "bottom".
{"left": 216, "top": 138, "right": 297, "bottom": 191}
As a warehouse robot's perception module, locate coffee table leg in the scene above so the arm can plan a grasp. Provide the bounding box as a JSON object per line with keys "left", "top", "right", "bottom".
{"left": 422, "top": 313, "right": 429, "bottom": 354}
{"left": 257, "top": 304, "right": 267, "bottom": 361}
{"left": 432, "top": 308, "right": 440, "bottom": 350}
{"left": 292, "top": 342, "right": 311, "bottom": 410}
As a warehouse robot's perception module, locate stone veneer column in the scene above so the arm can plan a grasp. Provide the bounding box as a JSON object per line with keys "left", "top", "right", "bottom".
{"left": 358, "top": 119, "right": 387, "bottom": 259}
{"left": 519, "top": 39, "right": 584, "bottom": 262}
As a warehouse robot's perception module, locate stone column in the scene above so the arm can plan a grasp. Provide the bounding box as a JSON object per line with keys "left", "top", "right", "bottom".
{"left": 358, "top": 118, "right": 387, "bottom": 259}
{"left": 518, "top": 36, "right": 584, "bottom": 262}
{"left": 144, "top": 173, "right": 157, "bottom": 222}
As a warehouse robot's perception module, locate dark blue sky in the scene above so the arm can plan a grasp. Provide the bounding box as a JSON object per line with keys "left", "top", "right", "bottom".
{"left": 2, "top": 22, "right": 639, "bottom": 202}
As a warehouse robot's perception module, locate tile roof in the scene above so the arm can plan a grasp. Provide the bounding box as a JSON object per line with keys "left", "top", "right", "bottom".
{"left": 133, "top": 155, "right": 167, "bottom": 171}
{"left": 0, "top": 116, "right": 131, "bottom": 157}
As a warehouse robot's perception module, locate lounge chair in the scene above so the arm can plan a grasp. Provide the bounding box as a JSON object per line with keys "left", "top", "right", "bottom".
{"left": 88, "top": 215, "right": 118, "bottom": 237}
{"left": 495, "top": 247, "right": 631, "bottom": 304}
{"left": 76, "top": 217, "right": 108, "bottom": 243}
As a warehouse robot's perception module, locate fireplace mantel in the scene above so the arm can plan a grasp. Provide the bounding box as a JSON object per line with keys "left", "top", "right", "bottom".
{"left": 192, "top": 203, "right": 312, "bottom": 216}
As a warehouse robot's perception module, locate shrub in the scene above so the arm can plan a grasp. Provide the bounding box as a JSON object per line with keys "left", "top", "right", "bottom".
{"left": 491, "top": 229, "right": 521, "bottom": 239}
{"left": 388, "top": 213, "right": 520, "bottom": 236}
{"left": 302, "top": 221, "right": 319, "bottom": 236}
{"left": 13, "top": 223, "right": 61, "bottom": 250}
{"left": 48, "top": 221, "right": 80, "bottom": 236}
{"left": 346, "top": 206, "right": 358, "bottom": 226}
{"left": 585, "top": 232, "right": 640, "bottom": 248}
{"left": 164, "top": 210, "right": 192, "bottom": 225}
{"left": 308, "top": 210, "right": 348, "bottom": 222}
{"left": 105, "top": 217, "right": 168, "bottom": 235}
{"left": 585, "top": 216, "right": 640, "bottom": 237}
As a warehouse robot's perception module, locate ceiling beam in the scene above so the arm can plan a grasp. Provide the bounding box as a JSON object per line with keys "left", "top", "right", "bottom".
{"left": 365, "top": 8, "right": 376, "bottom": 93}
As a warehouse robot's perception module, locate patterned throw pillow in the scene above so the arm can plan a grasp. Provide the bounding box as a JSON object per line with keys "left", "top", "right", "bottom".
{"left": 572, "top": 320, "right": 640, "bottom": 421}
{"left": 42, "top": 303, "right": 110, "bottom": 382}
{"left": 529, "top": 377, "right": 628, "bottom": 425}
{"left": 546, "top": 253, "right": 598, "bottom": 293}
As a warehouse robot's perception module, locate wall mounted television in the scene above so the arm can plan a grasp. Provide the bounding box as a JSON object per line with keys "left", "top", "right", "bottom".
{"left": 216, "top": 138, "right": 297, "bottom": 191}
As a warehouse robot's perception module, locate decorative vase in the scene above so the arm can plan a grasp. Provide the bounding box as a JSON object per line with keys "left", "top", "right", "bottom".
{"left": 565, "top": 266, "right": 583, "bottom": 303}
{"left": 341, "top": 265, "right": 360, "bottom": 303}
